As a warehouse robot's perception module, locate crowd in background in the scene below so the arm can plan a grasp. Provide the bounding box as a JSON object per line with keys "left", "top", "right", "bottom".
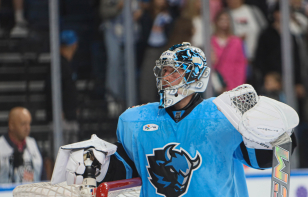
{"left": 1, "top": 0, "right": 308, "bottom": 183}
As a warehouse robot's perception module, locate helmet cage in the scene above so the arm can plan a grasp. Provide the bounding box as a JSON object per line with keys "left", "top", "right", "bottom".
{"left": 154, "top": 58, "right": 191, "bottom": 92}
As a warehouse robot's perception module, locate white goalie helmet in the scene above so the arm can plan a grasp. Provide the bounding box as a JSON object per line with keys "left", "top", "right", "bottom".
{"left": 154, "top": 42, "right": 210, "bottom": 108}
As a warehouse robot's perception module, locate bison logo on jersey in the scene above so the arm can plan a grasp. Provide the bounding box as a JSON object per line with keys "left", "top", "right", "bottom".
{"left": 146, "top": 143, "right": 202, "bottom": 197}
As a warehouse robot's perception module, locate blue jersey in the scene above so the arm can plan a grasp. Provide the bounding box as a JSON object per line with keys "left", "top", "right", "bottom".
{"left": 116, "top": 98, "right": 264, "bottom": 197}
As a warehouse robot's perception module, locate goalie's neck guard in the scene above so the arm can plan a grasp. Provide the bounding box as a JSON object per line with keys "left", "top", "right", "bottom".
{"left": 154, "top": 42, "right": 210, "bottom": 108}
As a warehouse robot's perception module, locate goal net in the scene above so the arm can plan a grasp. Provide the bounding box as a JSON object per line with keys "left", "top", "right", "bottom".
{"left": 13, "top": 178, "right": 142, "bottom": 197}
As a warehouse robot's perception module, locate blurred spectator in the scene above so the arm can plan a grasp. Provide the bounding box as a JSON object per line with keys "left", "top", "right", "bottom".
{"left": 210, "top": 0, "right": 223, "bottom": 22}
{"left": 0, "top": 107, "right": 43, "bottom": 183}
{"left": 289, "top": 2, "right": 308, "bottom": 97}
{"left": 245, "top": 0, "right": 269, "bottom": 20}
{"left": 304, "top": 0, "right": 308, "bottom": 16}
{"left": 182, "top": 0, "right": 203, "bottom": 48}
{"left": 182, "top": 0, "right": 222, "bottom": 48}
{"left": 226, "top": 0, "right": 267, "bottom": 61}
{"left": 290, "top": 0, "right": 306, "bottom": 14}
{"left": 254, "top": 3, "right": 303, "bottom": 96}
{"left": 290, "top": 6, "right": 308, "bottom": 37}
{"left": 168, "top": 0, "right": 185, "bottom": 19}
{"left": 139, "top": 0, "right": 173, "bottom": 103}
{"left": 167, "top": 17, "right": 193, "bottom": 46}
{"left": 45, "top": 30, "right": 79, "bottom": 134}
{"left": 100, "top": 0, "right": 141, "bottom": 100}
{"left": 211, "top": 10, "right": 247, "bottom": 91}
{"left": 261, "top": 72, "right": 286, "bottom": 102}
{"left": 59, "top": 30, "right": 79, "bottom": 121}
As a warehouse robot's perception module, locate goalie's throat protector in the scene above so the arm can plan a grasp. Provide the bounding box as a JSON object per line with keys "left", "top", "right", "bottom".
{"left": 154, "top": 42, "right": 210, "bottom": 108}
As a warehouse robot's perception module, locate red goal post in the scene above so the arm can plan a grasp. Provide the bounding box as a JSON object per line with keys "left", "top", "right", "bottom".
{"left": 97, "top": 177, "right": 142, "bottom": 197}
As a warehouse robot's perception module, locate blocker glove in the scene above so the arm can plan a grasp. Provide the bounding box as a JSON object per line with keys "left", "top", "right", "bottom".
{"left": 213, "top": 84, "right": 299, "bottom": 150}
{"left": 51, "top": 134, "right": 117, "bottom": 185}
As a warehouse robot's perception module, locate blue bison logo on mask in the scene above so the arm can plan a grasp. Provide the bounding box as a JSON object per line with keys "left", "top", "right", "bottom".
{"left": 146, "top": 143, "right": 202, "bottom": 197}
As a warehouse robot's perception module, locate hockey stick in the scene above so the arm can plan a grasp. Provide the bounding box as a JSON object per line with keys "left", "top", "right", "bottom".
{"left": 271, "top": 133, "right": 292, "bottom": 197}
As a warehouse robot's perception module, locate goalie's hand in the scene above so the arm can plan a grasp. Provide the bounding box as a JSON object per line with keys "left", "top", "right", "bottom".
{"left": 213, "top": 84, "right": 299, "bottom": 149}
{"left": 51, "top": 134, "right": 117, "bottom": 185}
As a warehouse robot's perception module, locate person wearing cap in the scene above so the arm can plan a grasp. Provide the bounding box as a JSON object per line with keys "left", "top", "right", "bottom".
{"left": 45, "top": 30, "right": 79, "bottom": 136}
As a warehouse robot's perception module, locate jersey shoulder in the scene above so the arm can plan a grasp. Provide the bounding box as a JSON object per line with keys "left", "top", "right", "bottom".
{"left": 119, "top": 102, "right": 160, "bottom": 122}
{"left": 197, "top": 97, "right": 228, "bottom": 119}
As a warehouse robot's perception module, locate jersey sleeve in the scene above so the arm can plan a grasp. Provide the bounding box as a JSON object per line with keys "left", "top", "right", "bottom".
{"left": 234, "top": 133, "right": 297, "bottom": 169}
{"left": 99, "top": 116, "right": 139, "bottom": 184}
{"left": 100, "top": 142, "right": 139, "bottom": 184}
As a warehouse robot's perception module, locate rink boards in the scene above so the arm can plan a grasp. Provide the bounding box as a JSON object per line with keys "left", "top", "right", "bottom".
{"left": 246, "top": 169, "right": 308, "bottom": 197}
{"left": 1, "top": 169, "right": 308, "bottom": 197}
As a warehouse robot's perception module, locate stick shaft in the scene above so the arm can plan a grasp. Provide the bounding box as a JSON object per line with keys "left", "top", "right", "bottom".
{"left": 271, "top": 142, "right": 292, "bottom": 197}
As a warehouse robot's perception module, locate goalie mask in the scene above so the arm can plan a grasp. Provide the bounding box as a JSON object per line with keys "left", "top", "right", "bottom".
{"left": 154, "top": 42, "right": 210, "bottom": 108}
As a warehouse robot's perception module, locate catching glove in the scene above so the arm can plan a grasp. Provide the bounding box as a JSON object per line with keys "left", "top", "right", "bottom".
{"left": 213, "top": 84, "right": 299, "bottom": 149}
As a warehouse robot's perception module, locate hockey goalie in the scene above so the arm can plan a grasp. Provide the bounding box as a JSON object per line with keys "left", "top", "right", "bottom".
{"left": 50, "top": 43, "right": 298, "bottom": 197}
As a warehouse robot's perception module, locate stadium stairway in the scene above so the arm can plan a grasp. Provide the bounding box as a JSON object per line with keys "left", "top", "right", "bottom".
{"left": 0, "top": 34, "right": 123, "bottom": 161}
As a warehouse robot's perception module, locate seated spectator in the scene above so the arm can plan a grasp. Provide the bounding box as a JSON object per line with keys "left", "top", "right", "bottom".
{"left": 211, "top": 10, "right": 247, "bottom": 91}
{"left": 0, "top": 107, "right": 43, "bottom": 183}
{"left": 261, "top": 72, "right": 286, "bottom": 102}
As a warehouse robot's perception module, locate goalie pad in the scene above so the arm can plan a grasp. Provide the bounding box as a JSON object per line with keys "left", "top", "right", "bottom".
{"left": 51, "top": 134, "right": 117, "bottom": 185}
{"left": 213, "top": 84, "right": 299, "bottom": 149}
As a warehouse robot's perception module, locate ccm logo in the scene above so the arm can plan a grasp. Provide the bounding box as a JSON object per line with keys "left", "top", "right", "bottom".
{"left": 143, "top": 124, "right": 159, "bottom": 131}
